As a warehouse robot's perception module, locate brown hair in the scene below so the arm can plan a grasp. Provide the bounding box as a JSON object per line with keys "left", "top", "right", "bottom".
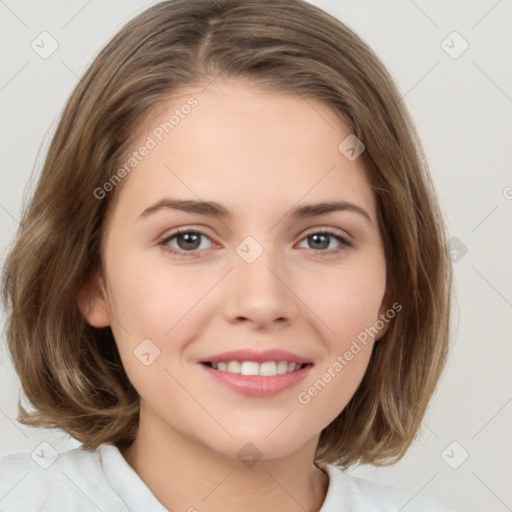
{"left": 2, "top": 0, "right": 452, "bottom": 468}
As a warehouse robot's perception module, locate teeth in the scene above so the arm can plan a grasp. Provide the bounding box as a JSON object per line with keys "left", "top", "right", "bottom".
{"left": 208, "top": 360, "right": 305, "bottom": 376}
{"left": 241, "top": 361, "right": 259, "bottom": 375}
{"left": 259, "top": 361, "right": 277, "bottom": 376}
{"left": 277, "top": 361, "right": 289, "bottom": 374}
{"left": 227, "top": 361, "right": 241, "bottom": 373}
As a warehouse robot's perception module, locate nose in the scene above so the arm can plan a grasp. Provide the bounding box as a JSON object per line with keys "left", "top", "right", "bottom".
{"left": 222, "top": 246, "right": 300, "bottom": 330}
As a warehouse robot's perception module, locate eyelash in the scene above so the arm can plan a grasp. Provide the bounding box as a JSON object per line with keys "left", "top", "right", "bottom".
{"left": 159, "top": 227, "right": 352, "bottom": 258}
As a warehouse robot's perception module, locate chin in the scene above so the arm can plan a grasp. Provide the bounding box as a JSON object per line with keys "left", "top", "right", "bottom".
{"left": 206, "top": 425, "right": 317, "bottom": 463}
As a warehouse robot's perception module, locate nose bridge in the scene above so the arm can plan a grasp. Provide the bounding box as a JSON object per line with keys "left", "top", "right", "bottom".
{"left": 237, "top": 243, "right": 280, "bottom": 290}
{"left": 223, "top": 236, "right": 298, "bottom": 326}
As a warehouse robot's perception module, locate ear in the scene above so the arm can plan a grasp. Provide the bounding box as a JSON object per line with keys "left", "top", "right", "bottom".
{"left": 76, "top": 271, "right": 111, "bottom": 327}
{"left": 375, "top": 290, "right": 392, "bottom": 340}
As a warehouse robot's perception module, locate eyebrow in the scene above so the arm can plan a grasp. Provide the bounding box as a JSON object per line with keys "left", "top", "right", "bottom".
{"left": 139, "top": 198, "right": 372, "bottom": 224}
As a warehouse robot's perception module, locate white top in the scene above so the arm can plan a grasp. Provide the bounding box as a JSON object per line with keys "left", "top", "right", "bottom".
{"left": 0, "top": 443, "right": 455, "bottom": 511}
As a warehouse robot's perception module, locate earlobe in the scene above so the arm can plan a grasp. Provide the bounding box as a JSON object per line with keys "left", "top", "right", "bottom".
{"left": 76, "top": 272, "right": 111, "bottom": 327}
{"left": 375, "top": 293, "right": 392, "bottom": 341}
{"left": 376, "top": 314, "right": 390, "bottom": 341}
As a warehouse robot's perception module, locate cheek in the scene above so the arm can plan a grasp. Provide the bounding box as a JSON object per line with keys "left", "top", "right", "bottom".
{"left": 302, "top": 257, "right": 387, "bottom": 346}
{"left": 294, "top": 257, "right": 386, "bottom": 416}
{"left": 105, "top": 252, "right": 218, "bottom": 340}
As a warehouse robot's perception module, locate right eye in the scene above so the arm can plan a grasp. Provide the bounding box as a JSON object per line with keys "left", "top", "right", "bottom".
{"left": 160, "top": 228, "right": 216, "bottom": 257}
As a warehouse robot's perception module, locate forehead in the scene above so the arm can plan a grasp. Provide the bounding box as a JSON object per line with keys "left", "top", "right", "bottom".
{"left": 113, "top": 79, "right": 376, "bottom": 221}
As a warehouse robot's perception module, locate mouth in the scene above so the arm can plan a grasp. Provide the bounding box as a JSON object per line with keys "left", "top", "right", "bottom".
{"left": 198, "top": 349, "right": 314, "bottom": 397}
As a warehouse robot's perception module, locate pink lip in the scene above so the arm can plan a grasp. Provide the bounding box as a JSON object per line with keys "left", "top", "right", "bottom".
{"left": 198, "top": 348, "right": 313, "bottom": 365}
{"left": 199, "top": 363, "right": 313, "bottom": 397}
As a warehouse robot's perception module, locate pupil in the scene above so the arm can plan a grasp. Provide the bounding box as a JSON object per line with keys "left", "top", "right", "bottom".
{"left": 310, "top": 234, "right": 329, "bottom": 250}
{"left": 178, "top": 233, "right": 200, "bottom": 250}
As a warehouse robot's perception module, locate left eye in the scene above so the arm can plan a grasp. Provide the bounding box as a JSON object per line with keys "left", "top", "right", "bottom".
{"left": 297, "top": 230, "right": 351, "bottom": 252}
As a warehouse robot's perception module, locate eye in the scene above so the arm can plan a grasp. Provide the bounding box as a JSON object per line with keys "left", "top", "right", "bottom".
{"left": 159, "top": 227, "right": 352, "bottom": 258}
{"left": 159, "top": 228, "right": 215, "bottom": 257}
{"left": 297, "top": 228, "right": 352, "bottom": 255}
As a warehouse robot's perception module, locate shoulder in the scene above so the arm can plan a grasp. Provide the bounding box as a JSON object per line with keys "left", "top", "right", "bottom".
{"left": 0, "top": 444, "right": 127, "bottom": 511}
{"left": 321, "top": 464, "right": 456, "bottom": 512}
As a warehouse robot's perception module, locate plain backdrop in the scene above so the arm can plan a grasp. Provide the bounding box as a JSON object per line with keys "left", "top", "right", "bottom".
{"left": 1, "top": 1, "right": 511, "bottom": 511}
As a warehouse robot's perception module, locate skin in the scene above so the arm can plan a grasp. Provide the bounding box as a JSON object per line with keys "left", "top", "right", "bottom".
{"left": 78, "top": 79, "right": 389, "bottom": 512}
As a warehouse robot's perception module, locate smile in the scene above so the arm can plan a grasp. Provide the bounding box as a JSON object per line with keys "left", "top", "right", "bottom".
{"left": 203, "top": 360, "right": 309, "bottom": 376}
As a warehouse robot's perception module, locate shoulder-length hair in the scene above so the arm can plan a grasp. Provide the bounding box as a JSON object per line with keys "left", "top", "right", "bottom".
{"left": 2, "top": 0, "right": 452, "bottom": 468}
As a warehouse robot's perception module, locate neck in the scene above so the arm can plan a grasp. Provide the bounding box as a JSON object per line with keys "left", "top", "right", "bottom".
{"left": 121, "top": 408, "right": 329, "bottom": 512}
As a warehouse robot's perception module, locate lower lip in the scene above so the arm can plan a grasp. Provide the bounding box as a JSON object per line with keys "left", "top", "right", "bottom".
{"left": 199, "top": 363, "right": 313, "bottom": 397}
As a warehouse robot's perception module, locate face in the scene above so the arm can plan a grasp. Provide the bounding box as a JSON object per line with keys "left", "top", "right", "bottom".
{"left": 80, "top": 79, "right": 389, "bottom": 461}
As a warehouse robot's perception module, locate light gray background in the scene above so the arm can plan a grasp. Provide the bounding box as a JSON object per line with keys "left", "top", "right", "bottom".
{"left": 1, "top": 1, "right": 511, "bottom": 511}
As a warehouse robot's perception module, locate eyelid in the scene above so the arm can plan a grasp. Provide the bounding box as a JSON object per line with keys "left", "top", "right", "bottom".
{"left": 159, "top": 226, "right": 217, "bottom": 247}
{"left": 300, "top": 225, "right": 352, "bottom": 242}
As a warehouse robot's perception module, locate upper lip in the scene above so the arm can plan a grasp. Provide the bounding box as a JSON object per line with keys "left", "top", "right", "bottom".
{"left": 199, "top": 348, "right": 313, "bottom": 365}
